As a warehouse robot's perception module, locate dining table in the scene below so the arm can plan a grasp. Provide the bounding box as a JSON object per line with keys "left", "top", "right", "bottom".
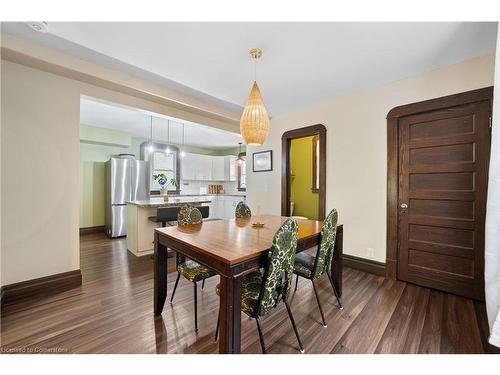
{"left": 153, "top": 214, "right": 343, "bottom": 354}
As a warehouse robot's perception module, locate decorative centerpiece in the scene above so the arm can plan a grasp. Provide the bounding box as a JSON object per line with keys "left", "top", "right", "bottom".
{"left": 153, "top": 174, "right": 179, "bottom": 202}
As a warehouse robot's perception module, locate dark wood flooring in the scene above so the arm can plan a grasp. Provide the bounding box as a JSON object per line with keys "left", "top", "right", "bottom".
{"left": 0, "top": 233, "right": 496, "bottom": 354}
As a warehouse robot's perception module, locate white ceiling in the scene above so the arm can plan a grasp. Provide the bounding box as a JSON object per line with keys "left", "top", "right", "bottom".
{"left": 3, "top": 22, "right": 497, "bottom": 115}
{"left": 80, "top": 98, "right": 243, "bottom": 149}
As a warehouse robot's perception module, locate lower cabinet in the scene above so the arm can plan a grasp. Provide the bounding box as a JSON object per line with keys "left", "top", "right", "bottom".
{"left": 209, "top": 196, "right": 245, "bottom": 220}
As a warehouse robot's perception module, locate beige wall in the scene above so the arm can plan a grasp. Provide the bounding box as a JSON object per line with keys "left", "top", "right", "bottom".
{"left": 1, "top": 60, "right": 81, "bottom": 285}
{"left": 247, "top": 53, "right": 495, "bottom": 263}
{"left": 1, "top": 58, "right": 238, "bottom": 286}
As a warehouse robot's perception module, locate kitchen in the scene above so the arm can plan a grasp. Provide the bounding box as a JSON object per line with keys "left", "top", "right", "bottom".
{"left": 80, "top": 97, "right": 247, "bottom": 256}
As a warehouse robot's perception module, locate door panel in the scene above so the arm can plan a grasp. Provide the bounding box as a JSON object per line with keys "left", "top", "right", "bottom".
{"left": 110, "top": 158, "right": 131, "bottom": 204}
{"left": 111, "top": 204, "right": 127, "bottom": 238}
{"left": 398, "top": 100, "right": 490, "bottom": 300}
{"left": 131, "top": 160, "right": 150, "bottom": 201}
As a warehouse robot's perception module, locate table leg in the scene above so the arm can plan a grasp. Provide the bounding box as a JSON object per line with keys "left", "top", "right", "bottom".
{"left": 154, "top": 232, "right": 168, "bottom": 315}
{"left": 219, "top": 274, "right": 242, "bottom": 353}
{"left": 331, "top": 224, "right": 343, "bottom": 297}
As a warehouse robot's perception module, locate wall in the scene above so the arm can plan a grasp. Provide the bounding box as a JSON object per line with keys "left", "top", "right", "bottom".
{"left": 1, "top": 58, "right": 238, "bottom": 286}
{"left": 247, "top": 53, "right": 495, "bottom": 263}
{"left": 290, "top": 136, "right": 319, "bottom": 219}
{"left": 1, "top": 61, "right": 81, "bottom": 285}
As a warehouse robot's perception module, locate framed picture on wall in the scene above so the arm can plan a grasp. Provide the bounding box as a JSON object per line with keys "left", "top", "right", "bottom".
{"left": 252, "top": 150, "right": 273, "bottom": 172}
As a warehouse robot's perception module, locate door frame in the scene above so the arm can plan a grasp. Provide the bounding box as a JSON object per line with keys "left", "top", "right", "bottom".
{"left": 385, "top": 86, "right": 493, "bottom": 280}
{"left": 281, "top": 124, "right": 327, "bottom": 220}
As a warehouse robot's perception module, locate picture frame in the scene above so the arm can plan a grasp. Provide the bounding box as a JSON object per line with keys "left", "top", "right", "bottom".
{"left": 252, "top": 150, "right": 273, "bottom": 172}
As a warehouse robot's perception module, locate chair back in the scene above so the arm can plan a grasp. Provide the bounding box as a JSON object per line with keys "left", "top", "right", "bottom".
{"left": 176, "top": 205, "right": 204, "bottom": 265}
{"left": 177, "top": 204, "right": 204, "bottom": 226}
{"left": 157, "top": 205, "right": 209, "bottom": 223}
{"left": 256, "top": 218, "right": 298, "bottom": 316}
{"left": 235, "top": 201, "right": 252, "bottom": 218}
{"left": 312, "top": 208, "right": 338, "bottom": 279}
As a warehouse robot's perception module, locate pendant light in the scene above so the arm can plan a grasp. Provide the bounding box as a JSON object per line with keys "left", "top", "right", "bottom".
{"left": 147, "top": 115, "right": 154, "bottom": 153}
{"left": 240, "top": 48, "right": 270, "bottom": 146}
{"left": 180, "top": 123, "right": 186, "bottom": 158}
{"left": 237, "top": 142, "right": 243, "bottom": 164}
{"left": 165, "top": 120, "right": 171, "bottom": 154}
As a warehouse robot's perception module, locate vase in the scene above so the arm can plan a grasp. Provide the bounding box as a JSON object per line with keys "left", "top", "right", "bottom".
{"left": 161, "top": 189, "right": 168, "bottom": 202}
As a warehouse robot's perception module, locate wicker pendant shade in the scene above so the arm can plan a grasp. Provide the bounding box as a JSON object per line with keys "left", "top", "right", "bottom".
{"left": 240, "top": 81, "right": 270, "bottom": 146}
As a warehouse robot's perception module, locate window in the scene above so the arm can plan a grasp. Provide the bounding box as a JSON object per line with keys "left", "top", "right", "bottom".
{"left": 312, "top": 135, "right": 320, "bottom": 192}
{"left": 237, "top": 152, "right": 246, "bottom": 191}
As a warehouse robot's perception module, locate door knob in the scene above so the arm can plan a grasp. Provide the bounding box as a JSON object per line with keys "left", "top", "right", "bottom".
{"left": 400, "top": 203, "right": 408, "bottom": 210}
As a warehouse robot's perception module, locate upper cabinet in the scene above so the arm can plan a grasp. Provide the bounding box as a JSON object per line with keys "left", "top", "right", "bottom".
{"left": 212, "top": 156, "right": 225, "bottom": 181}
{"left": 181, "top": 153, "right": 237, "bottom": 181}
{"left": 225, "top": 155, "right": 237, "bottom": 181}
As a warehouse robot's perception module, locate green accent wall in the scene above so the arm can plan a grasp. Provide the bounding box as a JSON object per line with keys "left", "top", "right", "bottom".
{"left": 79, "top": 124, "right": 245, "bottom": 228}
{"left": 290, "top": 136, "right": 319, "bottom": 220}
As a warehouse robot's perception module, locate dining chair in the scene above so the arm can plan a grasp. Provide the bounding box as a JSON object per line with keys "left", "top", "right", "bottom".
{"left": 169, "top": 205, "right": 217, "bottom": 332}
{"left": 293, "top": 208, "right": 342, "bottom": 327}
{"left": 214, "top": 218, "right": 304, "bottom": 354}
{"left": 235, "top": 201, "right": 252, "bottom": 218}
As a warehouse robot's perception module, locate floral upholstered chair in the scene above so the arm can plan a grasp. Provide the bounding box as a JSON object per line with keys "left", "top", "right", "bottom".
{"left": 170, "top": 205, "right": 217, "bottom": 331}
{"left": 293, "top": 208, "right": 342, "bottom": 327}
{"left": 214, "top": 218, "right": 304, "bottom": 353}
{"left": 235, "top": 201, "right": 252, "bottom": 218}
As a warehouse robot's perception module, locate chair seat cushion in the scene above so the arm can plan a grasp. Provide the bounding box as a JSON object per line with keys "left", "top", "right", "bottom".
{"left": 178, "top": 259, "right": 216, "bottom": 282}
{"left": 216, "top": 270, "right": 263, "bottom": 316}
{"left": 294, "top": 252, "right": 315, "bottom": 278}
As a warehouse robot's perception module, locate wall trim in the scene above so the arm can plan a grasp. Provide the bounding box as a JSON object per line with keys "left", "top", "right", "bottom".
{"left": 343, "top": 254, "right": 386, "bottom": 276}
{"left": 1, "top": 46, "right": 240, "bottom": 129}
{"left": 1, "top": 270, "right": 82, "bottom": 304}
{"left": 79, "top": 225, "right": 105, "bottom": 235}
{"left": 281, "top": 124, "right": 327, "bottom": 220}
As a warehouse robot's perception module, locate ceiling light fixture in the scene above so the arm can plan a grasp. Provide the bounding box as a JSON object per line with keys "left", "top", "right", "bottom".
{"left": 165, "top": 120, "right": 171, "bottom": 154}
{"left": 240, "top": 48, "right": 270, "bottom": 146}
{"left": 25, "top": 22, "right": 50, "bottom": 33}
{"left": 237, "top": 142, "right": 243, "bottom": 164}
{"left": 180, "top": 123, "right": 186, "bottom": 158}
{"left": 148, "top": 116, "right": 154, "bottom": 153}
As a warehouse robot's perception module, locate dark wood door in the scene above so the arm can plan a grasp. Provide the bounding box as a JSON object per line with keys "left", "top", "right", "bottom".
{"left": 398, "top": 99, "right": 491, "bottom": 300}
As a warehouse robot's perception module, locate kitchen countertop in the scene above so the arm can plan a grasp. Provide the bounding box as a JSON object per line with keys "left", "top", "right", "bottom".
{"left": 126, "top": 198, "right": 212, "bottom": 208}
{"left": 158, "top": 193, "right": 246, "bottom": 197}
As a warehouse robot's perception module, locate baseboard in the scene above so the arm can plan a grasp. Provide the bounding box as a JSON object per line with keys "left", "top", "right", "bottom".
{"left": 79, "top": 225, "right": 105, "bottom": 235}
{"left": 343, "top": 254, "right": 386, "bottom": 276}
{"left": 1, "top": 270, "right": 82, "bottom": 304}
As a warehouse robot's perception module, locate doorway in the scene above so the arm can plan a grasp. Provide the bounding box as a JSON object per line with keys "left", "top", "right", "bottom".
{"left": 282, "top": 124, "right": 326, "bottom": 220}
{"left": 386, "top": 87, "right": 493, "bottom": 300}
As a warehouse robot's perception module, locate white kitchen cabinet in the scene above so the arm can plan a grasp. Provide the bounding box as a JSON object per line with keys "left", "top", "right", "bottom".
{"left": 182, "top": 153, "right": 238, "bottom": 182}
{"left": 181, "top": 153, "right": 212, "bottom": 181}
{"left": 212, "top": 156, "right": 225, "bottom": 181}
{"left": 224, "top": 155, "right": 237, "bottom": 181}
{"left": 181, "top": 153, "right": 197, "bottom": 180}
{"left": 198, "top": 155, "right": 213, "bottom": 180}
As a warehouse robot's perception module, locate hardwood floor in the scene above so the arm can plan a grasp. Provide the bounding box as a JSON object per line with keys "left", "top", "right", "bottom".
{"left": 0, "top": 233, "right": 496, "bottom": 354}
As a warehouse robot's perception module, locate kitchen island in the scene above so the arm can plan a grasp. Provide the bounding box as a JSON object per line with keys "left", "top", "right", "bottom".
{"left": 126, "top": 197, "right": 211, "bottom": 257}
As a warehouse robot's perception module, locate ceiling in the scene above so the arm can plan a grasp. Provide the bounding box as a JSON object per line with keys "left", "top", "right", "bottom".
{"left": 3, "top": 22, "right": 497, "bottom": 115}
{"left": 80, "top": 98, "right": 243, "bottom": 149}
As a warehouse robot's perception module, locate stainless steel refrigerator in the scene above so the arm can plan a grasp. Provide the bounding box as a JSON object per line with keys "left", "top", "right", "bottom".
{"left": 105, "top": 155, "right": 150, "bottom": 238}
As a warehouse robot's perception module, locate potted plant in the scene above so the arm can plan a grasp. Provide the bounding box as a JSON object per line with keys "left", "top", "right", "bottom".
{"left": 153, "top": 174, "right": 179, "bottom": 202}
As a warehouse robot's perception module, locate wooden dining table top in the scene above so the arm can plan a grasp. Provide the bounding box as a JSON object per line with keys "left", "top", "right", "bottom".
{"left": 155, "top": 214, "right": 323, "bottom": 265}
